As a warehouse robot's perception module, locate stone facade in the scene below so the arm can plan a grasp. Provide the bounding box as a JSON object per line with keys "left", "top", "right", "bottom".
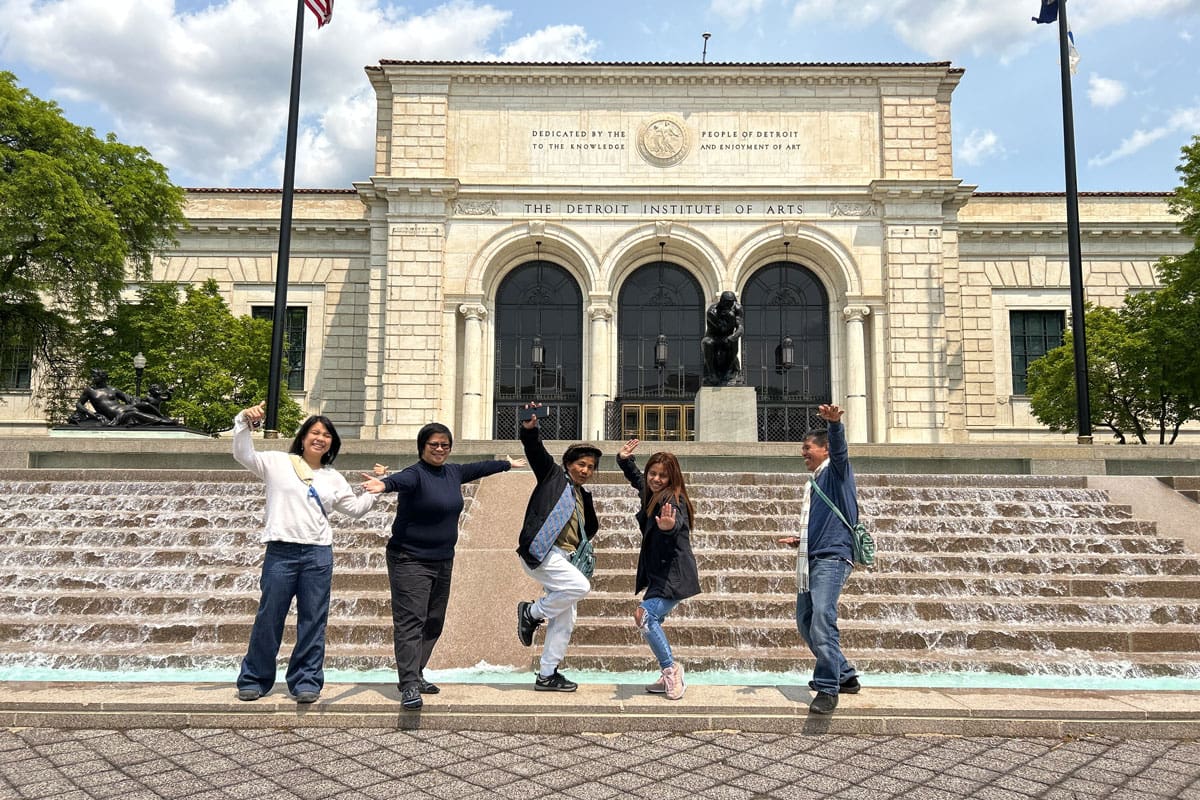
{"left": 0, "top": 62, "right": 1189, "bottom": 442}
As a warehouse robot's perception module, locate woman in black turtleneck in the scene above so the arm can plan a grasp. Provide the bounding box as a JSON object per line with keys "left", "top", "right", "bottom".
{"left": 361, "top": 422, "right": 524, "bottom": 709}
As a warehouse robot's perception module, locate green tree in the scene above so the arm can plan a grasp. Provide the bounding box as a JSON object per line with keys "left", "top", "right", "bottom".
{"left": 1028, "top": 135, "right": 1200, "bottom": 443}
{"left": 0, "top": 70, "right": 186, "bottom": 401}
{"left": 1027, "top": 305, "right": 1147, "bottom": 443}
{"left": 80, "top": 280, "right": 304, "bottom": 435}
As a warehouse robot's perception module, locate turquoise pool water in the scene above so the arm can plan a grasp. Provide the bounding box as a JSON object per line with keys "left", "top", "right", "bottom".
{"left": 4, "top": 664, "right": 1199, "bottom": 692}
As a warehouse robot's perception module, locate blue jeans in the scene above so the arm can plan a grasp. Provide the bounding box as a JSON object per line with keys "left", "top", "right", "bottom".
{"left": 639, "top": 596, "right": 681, "bottom": 669}
{"left": 795, "top": 555, "right": 857, "bottom": 694}
{"left": 237, "top": 541, "right": 333, "bottom": 696}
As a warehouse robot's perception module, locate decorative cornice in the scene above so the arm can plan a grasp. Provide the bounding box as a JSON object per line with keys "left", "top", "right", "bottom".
{"left": 181, "top": 220, "right": 369, "bottom": 236}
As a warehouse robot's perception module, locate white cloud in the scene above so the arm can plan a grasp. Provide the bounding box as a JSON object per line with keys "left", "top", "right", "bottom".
{"left": 711, "top": 0, "right": 766, "bottom": 26}
{"left": 1088, "top": 105, "right": 1200, "bottom": 167}
{"left": 498, "top": 25, "right": 598, "bottom": 61}
{"left": 0, "top": 0, "right": 600, "bottom": 187}
{"left": 1087, "top": 75, "right": 1127, "bottom": 108}
{"left": 787, "top": 0, "right": 1200, "bottom": 61}
{"left": 958, "top": 129, "right": 1003, "bottom": 166}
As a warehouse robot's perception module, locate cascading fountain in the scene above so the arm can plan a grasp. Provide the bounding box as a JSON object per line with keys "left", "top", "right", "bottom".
{"left": 1, "top": 468, "right": 1198, "bottom": 680}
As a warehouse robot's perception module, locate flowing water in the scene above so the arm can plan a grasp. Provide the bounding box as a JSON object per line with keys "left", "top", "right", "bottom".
{"left": 1, "top": 469, "right": 1198, "bottom": 686}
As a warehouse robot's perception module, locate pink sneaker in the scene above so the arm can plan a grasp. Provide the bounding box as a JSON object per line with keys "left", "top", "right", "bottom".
{"left": 664, "top": 663, "right": 685, "bottom": 700}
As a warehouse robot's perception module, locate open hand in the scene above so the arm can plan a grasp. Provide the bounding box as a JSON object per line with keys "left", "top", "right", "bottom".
{"left": 618, "top": 438, "right": 639, "bottom": 460}
{"left": 360, "top": 475, "right": 386, "bottom": 494}
{"left": 777, "top": 536, "right": 801, "bottom": 548}
{"left": 656, "top": 501, "right": 677, "bottom": 530}
{"left": 372, "top": 463, "right": 389, "bottom": 476}
{"left": 817, "top": 404, "right": 844, "bottom": 423}
{"left": 506, "top": 455, "right": 528, "bottom": 468}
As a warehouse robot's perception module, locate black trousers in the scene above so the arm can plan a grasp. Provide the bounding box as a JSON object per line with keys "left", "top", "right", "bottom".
{"left": 385, "top": 547, "right": 454, "bottom": 689}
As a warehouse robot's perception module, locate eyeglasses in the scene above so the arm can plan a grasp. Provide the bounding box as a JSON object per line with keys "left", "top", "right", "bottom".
{"left": 426, "top": 442, "right": 452, "bottom": 451}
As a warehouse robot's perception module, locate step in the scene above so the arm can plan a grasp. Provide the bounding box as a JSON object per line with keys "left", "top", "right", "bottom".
{"left": 576, "top": 593, "right": 1200, "bottom": 626}
{"left": 558, "top": 645, "right": 1200, "bottom": 678}
{"left": 592, "top": 570, "right": 1200, "bottom": 599}
{"left": 565, "top": 617, "right": 1200, "bottom": 654}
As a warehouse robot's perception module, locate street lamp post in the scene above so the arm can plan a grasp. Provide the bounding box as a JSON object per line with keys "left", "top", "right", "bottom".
{"left": 133, "top": 352, "right": 147, "bottom": 399}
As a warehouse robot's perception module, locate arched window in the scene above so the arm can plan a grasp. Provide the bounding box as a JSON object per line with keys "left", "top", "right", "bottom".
{"left": 616, "top": 260, "right": 705, "bottom": 399}
{"left": 493, "top": 260, "right": 582, "bottom": 438}
{"left": 612, "top": 259, "right": 705, "bottom": 440}
{"left": 742, "top": 261, "right": 831, "bottom": 440}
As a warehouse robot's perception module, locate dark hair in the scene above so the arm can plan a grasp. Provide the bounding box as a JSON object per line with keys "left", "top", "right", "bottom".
{"left": 562, "top": 442, "right": 602, "bottom": 467}
{"left": 290, "top": 415, "right": 341, "bottom": 465}
{"left": 804, "top": 430, "right": 829, "bottom": 448}
{"left": 417, "top": 422, "right": 454, "bottom": 456}
{"left": 643, "top": 451, "right": 696, "bottom": 526}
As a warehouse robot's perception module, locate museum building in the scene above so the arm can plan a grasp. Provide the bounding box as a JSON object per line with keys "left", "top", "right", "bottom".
{"left": 0, "top": 61, "right": 1188, "bottom": 442}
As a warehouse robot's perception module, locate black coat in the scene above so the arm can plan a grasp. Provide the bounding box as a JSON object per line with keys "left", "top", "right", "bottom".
{"left": 618, "top": 455, "right": 701, "bottom": 601}
{"left": 516, "top": 426, "right": 599, "bottom": 568}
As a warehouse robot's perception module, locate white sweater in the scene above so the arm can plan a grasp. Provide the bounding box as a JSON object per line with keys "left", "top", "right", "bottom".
{"left": 232, "top": 411, "right": 376, "bottom": 545}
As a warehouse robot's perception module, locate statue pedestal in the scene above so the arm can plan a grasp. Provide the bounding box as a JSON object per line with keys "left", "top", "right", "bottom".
{"left": 694, "top": 386, "right": 758, "bottom": 442}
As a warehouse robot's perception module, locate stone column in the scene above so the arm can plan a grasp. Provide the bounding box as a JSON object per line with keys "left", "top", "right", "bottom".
{"left": 843, "top": 305, "right": 871, "bottom": 443}
{"left": 587, "top": 303, "right": 613, "bottom": 441}
{"left": 458, "top": 303, "right": 487, "bottom": 439}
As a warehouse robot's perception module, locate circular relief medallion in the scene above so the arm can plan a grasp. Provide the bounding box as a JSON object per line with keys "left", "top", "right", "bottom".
{"left": 637, "top": 116, "right": 691, "bottom": 168}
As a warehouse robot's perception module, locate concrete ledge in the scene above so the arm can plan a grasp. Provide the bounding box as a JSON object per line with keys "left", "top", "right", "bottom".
{"left": 2, "top": 681, "right": 1197, "bottom": 738}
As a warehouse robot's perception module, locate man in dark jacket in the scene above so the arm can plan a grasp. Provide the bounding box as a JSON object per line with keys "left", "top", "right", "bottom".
{"left": 514, "top": 407, "right": 601, "bottom": 692}
{"left": 779, "top": 404, "right": 860, "bottom": 715}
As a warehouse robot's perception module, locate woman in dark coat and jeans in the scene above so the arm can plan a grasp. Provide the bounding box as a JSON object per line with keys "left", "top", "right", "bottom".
{"left": 361, "top": 422, "right": 524, "bottom": 709}
{"left": 616, "top": 438, "right": 701, "bottom": 700}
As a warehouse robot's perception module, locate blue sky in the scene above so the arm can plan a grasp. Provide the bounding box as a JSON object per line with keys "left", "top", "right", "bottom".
{"left": 2, "top": 0, "right": 1198, "bottom": 192}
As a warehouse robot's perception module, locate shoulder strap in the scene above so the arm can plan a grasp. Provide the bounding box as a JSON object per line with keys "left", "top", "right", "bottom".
{"left": 808, "top": 476, "right": 854, "bottom": 532}
{"left": 289, "top": 454, "right": 315, "bottom": 485}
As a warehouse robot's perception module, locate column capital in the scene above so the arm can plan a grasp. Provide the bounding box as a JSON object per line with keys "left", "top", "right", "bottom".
{"left": 458, "top": 303, "right": 488, "bottom": 321}
{"left": 588, "top": 303, "right": 614, "bottom": 322}
{"left": 843, "top": 305, "right": 871, "bottom": 322}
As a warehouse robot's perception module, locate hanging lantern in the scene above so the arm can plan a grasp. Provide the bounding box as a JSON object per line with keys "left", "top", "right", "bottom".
{"left": 654, "top": 334, "right": 669, "bottom": 368}
{"left": 531, "top": 335, "right": 545, "bottom": 370}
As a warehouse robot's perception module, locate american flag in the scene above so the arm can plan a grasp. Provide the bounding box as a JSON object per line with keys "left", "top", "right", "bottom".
{"left": 305, "top": 0, "right": 333, "bottom": 28}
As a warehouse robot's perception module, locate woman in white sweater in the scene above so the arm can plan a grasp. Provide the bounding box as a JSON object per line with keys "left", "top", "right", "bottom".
{"left": 232, "top": 401, "right": 376, "bottom": 703}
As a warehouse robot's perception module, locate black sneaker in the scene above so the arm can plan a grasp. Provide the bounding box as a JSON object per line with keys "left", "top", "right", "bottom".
{"left": 808, "top": 676, "right": 861, "bottom": 694}
{"left": 400, "top": 685, "right": 423, "bottom": 709}
{"left": 517, "top": 601, "right": 543, "bottom": 647}
{"left": 417, "top": 677, "right": 440, "bottom": 695}
{"left": 237, "top": 688, "right": 262, "bottom": 702}
{"left": 809, "top": 691, "right": 838, "bottom": 715}
{"left": 294, "top": 691, "right": 320, "bottom": 704}
{"left": 534, "top": 670, "right": 578, "bottom": 692}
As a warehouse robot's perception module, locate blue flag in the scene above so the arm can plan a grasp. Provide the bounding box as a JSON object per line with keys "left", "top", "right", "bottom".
{"left": 1033, "top": 0, "right": 1058, "bottom": 24}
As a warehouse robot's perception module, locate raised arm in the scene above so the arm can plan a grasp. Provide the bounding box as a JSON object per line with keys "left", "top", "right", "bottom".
{"left": 231, "top": 402, "right": 270, "bottom": 480}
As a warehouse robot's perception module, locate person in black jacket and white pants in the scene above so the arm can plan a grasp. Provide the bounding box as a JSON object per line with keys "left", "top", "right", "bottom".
{"left": 513, "top": 404, "right": 602, "bottom": 692}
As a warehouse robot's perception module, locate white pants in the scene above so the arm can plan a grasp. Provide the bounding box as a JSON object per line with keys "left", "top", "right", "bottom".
{"left": 520, "top": 547, "right": 591, "bottom": 675}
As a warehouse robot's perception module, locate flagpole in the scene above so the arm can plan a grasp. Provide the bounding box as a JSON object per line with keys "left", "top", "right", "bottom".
{"left": 1056, "top": 0, "right": 1092, "bottom": 443}
{"left": 264, "top": 0, "right": 308, "bottom": 438}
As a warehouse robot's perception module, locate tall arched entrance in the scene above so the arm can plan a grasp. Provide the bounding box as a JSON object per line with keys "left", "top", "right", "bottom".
{"left": 612, "top": 260, "right": 705, "bottom": 440}
{"left": 742, "top": 260, "right": 832, "bottom": 441}
{"left": 493, "top": 260, "right": 582, "bottom": 438}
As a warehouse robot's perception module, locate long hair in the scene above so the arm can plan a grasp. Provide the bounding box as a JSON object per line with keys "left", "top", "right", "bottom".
{"left": 289, "top": 415, "right": 341, "bottom": 466}
{"left": 643, "top": 451, "right": 695, "bottom": 526}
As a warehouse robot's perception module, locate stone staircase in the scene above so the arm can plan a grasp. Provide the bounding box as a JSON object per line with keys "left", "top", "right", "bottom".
{"left": 1158, "top": 476, "right": 1200, "bottom": 503}
{"left": 1, "top": 469, "right": 1198, "bottom": 679}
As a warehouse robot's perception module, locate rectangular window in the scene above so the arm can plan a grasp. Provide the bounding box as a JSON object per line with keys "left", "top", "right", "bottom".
{"left": 0, "top": 334, "right": 34, "bottom": 390}
{"left": 252, "top": 306, "right": 308, "bottom": 391}
{"left": 1010, "top": 310, "right": 1065, "bottom": 395}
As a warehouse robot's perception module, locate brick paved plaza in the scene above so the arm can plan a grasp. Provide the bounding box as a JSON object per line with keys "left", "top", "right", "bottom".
{"left": 2, "top": 727, "right": 1198, "bottom": 800}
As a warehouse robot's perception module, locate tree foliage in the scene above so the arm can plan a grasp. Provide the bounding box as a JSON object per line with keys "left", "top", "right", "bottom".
{"left": 1028, "top": 135, "right": 1200, "bottom": 443}
{"left": 0, "top": 70, "right": 186, "bottom": 395}
{"left": 79, "top": 280, "right": 304, "bottom": 436}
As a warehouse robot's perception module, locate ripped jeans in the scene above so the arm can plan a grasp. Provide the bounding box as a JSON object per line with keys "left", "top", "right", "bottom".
{"left": 638, "top": 596, "right": 682, "bottom": 670}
